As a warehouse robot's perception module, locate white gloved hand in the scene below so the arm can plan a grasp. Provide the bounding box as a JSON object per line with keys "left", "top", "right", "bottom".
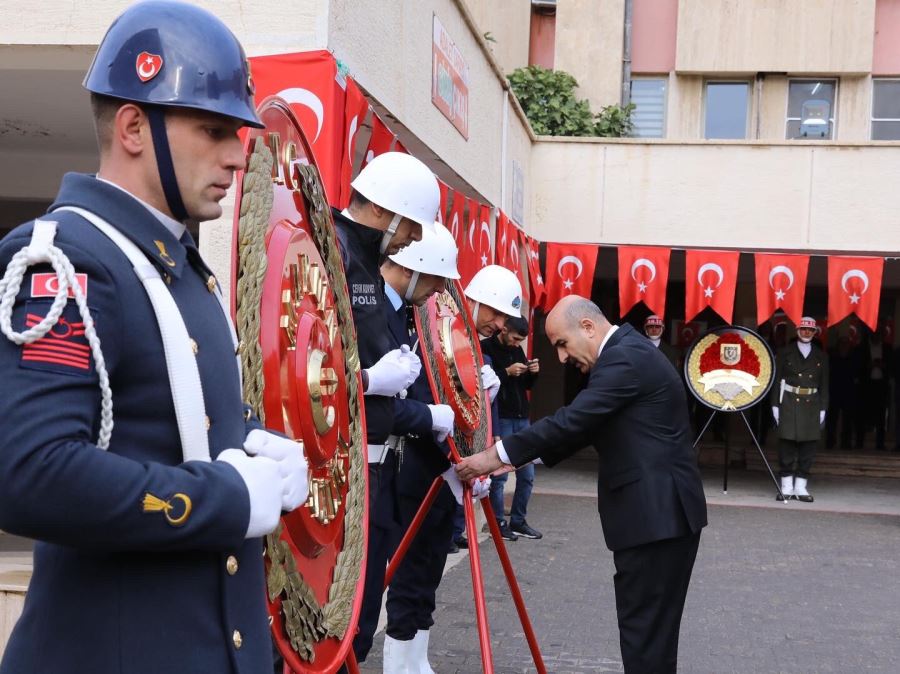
{"left": 428, "top": 404, "right": 455, "bottom": 442}
{"left": 819, "top": 410, "right": 826, "bottom": 425}
{"left": 441, "top": 466, "right": 464, "bottom": 505}
{"left": 481, "top": 364, "right": 501, "bottom": 402}
{"left": 243, "top": 429, "right": 309, "bottom": 511}
{"left": 471, "top": 476, "right": 491, "bottom": 500}
{"left": 772, "top": 406, "right": 780, "bottom": 426}
{"left": 365, "top": 345, "right": 421, "bottom": 397}
{"left": 216, "top": 449, "right": 283, "bottom": 539}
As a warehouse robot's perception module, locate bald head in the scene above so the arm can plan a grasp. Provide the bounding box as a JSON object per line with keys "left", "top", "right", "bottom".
{"left": 545, "top": 295, "right": 611, "bottom": 373}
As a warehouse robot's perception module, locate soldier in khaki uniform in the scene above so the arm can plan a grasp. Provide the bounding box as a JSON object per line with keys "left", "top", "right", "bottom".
{"left": 770, "top": 317, "right": 829, "bottom": 502}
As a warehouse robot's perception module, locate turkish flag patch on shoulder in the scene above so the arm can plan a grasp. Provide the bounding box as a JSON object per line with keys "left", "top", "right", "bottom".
{"left": 19, "top": 301, "right": 95, "bottom": 376}
{"left": 30, "top": 273, "right": 88, "bottom": 299}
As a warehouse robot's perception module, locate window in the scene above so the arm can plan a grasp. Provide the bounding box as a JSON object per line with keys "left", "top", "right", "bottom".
{"left": 704, "top": 82, "right": 749, "bottom": 139}
{"left": 872, "top": 79, "right": 900, "bottom": 140}
{"left": 786, "top": 79, "right": 836, "bottom": 140}
{"left": 630, "top": 78, "right": 667, "bottom": 138}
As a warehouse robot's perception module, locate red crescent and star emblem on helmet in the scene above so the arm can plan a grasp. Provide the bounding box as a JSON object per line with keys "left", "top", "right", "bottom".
{"left": 135, "top": 52, "right": 163, "bottom": 83}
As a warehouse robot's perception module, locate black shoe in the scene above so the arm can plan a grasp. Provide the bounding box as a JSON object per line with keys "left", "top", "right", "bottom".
{"left": 497, "top": 521, "right": 518, "bottom": 541}
{"left": 454, "top": 535, "right": 468, "bottom": 549}
{"left": 510, "top": 521, "right": 542, "bottom": 540}
{"left": 796, "top": 494, "right": 814, "bottom": 503}
{"left": 448, "top": 540, "right": 460, "bottom": 554}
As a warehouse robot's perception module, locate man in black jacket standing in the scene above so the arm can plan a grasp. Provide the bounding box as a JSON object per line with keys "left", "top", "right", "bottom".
{"left": 481, "top": 315, "right": 542, "bottom": 540}
{"left": 457, "top": 296, "right": 707, "bottom": 673}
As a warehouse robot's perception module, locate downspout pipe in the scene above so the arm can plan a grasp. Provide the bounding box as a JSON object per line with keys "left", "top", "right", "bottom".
{"left": 621, "top": 0, "right": 633, "bottom": 107}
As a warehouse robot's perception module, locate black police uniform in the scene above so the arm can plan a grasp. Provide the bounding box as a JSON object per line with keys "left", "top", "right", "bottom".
{"left": 333, "top": 207, "right": 400, "bottom": 663}
{"left": 0, "top": 175, "right": 271, "bottom": 674}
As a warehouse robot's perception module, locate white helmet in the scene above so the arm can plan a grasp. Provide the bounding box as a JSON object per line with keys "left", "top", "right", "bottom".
{"left": 464, "top": 265, "right": 522, "bottom": 317}
{"left": 351, "top": 152, "right": 440, "bottom": 233}
{"left": 389, "top": 222, "right": 460, "bottom": 279}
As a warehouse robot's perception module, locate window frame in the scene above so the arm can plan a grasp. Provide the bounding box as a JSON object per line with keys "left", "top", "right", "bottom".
{"left": 703, "top": 79, "right": 752, "bottom": 140}
{"left": 629, "top": 76, "right": 669, "bottom": 139}
{"left": 871, "top": 77, "right": 900, "bottom": 141}
{"left": 785, "top": 78, "right": 838, "bottom": 140}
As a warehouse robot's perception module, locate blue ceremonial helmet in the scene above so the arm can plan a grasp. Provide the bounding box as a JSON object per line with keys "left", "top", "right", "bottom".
{"left": 83, "top": 0, "right": 263, "bottom": 220}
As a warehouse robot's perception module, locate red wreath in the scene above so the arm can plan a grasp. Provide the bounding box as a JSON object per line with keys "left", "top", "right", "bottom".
{"left": 699, "top": 333, "right": 760, "bottom": 376}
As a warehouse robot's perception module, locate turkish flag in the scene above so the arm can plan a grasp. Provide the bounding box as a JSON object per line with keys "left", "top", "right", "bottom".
{"left": 394, "top": 140, "right": 408, "bottom": 154}
{"left": 827, "top": 255, "right": 884, "bottom": 331}
{"left": 436, "top": 181, "right": 450, "bottom": 227}
{"left": 522, "top": 232, "right": 546, "bottom": 310}
{"left": 361, "top": 113, "right": 395, "bottom": 169}
{"left": 618, "top": 245, "right": 671, "bottom": 318}
{"left": 458, "top": 199, "right": 493, "bottom": 287}
{"left": 249, "top": 51, "right": 345, "bottom": 206}
{"left": 685, "top": 249, "right": 740, "bottom": 324}
{"left": 446, "top": 190, "right": 466, "bottom": 251}
{"left": 673, "top": 319, "right": 706, "bottom": 348}
{"left": 543, "top": 243, "right": 599, "bottom": 310}
{"left": 496, "top": 212, "right": 526, "bottom": 291}
{"left": 754, "top": 253, "right": 810, "bottom": 326}
{"left": 338, "top": 78, "right": 369, "bottom": 209}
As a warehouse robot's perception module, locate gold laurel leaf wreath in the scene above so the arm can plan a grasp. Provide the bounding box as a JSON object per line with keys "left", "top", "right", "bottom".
{"left": 686, "top": 331, "right": 774, "bottom": 411}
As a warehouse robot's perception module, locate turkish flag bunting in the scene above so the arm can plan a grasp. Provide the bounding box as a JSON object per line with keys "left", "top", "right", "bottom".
{"left": 684, "top": 249, "right": 740, "bottom": 323}
{"left": 361, "top": 113, "right": 395, "bottom": 169}
{"left": 394, "top": 140, "right": 408, "bottom": 154}
{"left": 617, "top": 245, "right": 671, "bottom": 318}
{"left": 754, "top": 253, "right": 810, "bottom": 326}
{"left": 496, "top": 212, "right": 526, "bottom": 291}
{"left": 249, "top": 50, "right": 346, "bottom": 206}
{"left": 446, "top": 190, "right": 466, "bottom": 251}
{"left": 543, "top": 243, "right": 599, "bottom": 310}
{"left": 338, "top": 78, "right": 369, "bottom": 209}
{"left": 827, "top": 255, "right": 884, "bottom": 331}
{"left": 436, "top": 181, "right": 450, "bottom": 227}
{"left": 457, "top": 199, "right": 493, "bottom": 287}
{"left": 522, "top": 232, "right": 546, "bottom": 310}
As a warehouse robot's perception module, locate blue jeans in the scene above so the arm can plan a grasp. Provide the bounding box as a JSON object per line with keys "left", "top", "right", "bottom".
{"left": 490, "top": 417, "right": 534, "bottom": 527}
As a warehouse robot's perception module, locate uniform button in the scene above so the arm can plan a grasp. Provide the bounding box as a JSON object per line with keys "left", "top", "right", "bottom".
{"left": 232, "top": 629, "right": 242, "bottom": 649}
{"left": 244, "top": 408, "right": 252, "bottom": 422}
{"left": 207, "top": 276, "right": 218, "bottom": 293}
{"left": 205, "top": 416, "right": 211, "bottom": 430}
{"left": 226, "top": 555, "right": 239, "bottom": 575}
{"left": 190, "top": 338, "right": 199, "bottom": 355}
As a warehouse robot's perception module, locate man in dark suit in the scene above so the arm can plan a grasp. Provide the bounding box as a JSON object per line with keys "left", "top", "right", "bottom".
{"left": 457, "top": 296, "right": 707, "bottom": 673}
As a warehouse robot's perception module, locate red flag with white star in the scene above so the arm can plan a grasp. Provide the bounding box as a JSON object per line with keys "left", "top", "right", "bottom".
{"left": 338, "top": 77, "right": 369, "bottom": 209}
{"left": 543, "top": 243, "right": 598, "bottom": 310}
{"left": 827, "top": 255, "right": 884, "bottom": 331}
{"left": 522, "top": 232, "right": 546, "bottom": 310}
{"left": 496, "top": 212, "right": 526, "bottom": 291}
{"left": 754, "top": 253, "right": 809, "bottom": 326}
{"left": 458, "top": 199, "right": 493, "bottom": 287}
{"left": 617, "top": 245, "right": 670, "bottom": 318}
{"left": 361, "top": 113, "right": 395, "bottom": 169}
{"left": 685, "top": 249, "right": 740, "bottom": 323}
{"left": 436, "top": 180, "right": 450, "bottom": 227}
{"left": 446, "top": 190, "right": 466, "bottom": 251}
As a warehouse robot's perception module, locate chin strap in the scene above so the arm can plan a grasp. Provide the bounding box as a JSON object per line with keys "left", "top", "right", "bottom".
{"left": 404, "top": 271, "right": 421, "bottom": 302}
{"left": 379, "top": 213, "right": 403, "bottom": 255}
{"left": 146, "top": 106, "right": 189, "bottom": 223}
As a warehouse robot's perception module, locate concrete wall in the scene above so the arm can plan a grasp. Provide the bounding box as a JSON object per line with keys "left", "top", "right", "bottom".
{"left": 676, "top": 0, "right": 876, "bottom": 75}
{"left": 464, "top": 0, "right": 531, "bottom": 75}
{"left": 530, "top": 137, "right": 900, "bottom": 254}
{"left": 555, "top": 0, "right": 624, "bottom": 111}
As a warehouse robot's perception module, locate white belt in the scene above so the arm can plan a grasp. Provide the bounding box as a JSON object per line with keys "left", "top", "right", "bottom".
{"left": 55, "top": 206, "right": 214, "bottom": 463}
{"left": 784, "top": 384, "right": 818, "bottom": 395}
{"left": 367, "top": 434, "right": 403, "bottom": 464}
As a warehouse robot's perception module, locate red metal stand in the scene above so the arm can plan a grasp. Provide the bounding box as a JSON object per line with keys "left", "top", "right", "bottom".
{"left": 463, "top": 483, "right": 495, "bottom": 673}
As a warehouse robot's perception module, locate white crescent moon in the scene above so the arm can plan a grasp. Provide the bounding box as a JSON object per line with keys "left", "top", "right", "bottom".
{"left": 768, "top": 265, "right": 794, "bottom": 290}
{"left": 450, "top": 212, "right": 459, "bottom": 241}
{"left": 346, "top": 115, "right": 359, "bottom": 161}
{"left": 467, "top": 218, "right": 476, "bottom": 251}
{"left": 480, "top": 221, "right": 491, "bottom": 252}
{"left": 510, "top": 240, "right": 519, "bottom": 267}
{"left": 841, "top": 269, "right": 869, "bottom": 294}
{"left": 276, "top": 87, "right": 325, "bottom": 142}
{"left": 557, "top": 255, "right": 583, "bottom": 280}
{"left": 137, "top": 60, "right": 158, "bottom": 80}
{"left": 697, "top": 262, "right": 724, "bottom": 288}
{"left": 630, "top": 258, "right": 656, "bottom": 284}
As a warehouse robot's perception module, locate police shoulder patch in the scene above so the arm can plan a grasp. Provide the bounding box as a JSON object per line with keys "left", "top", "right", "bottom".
{"left": 19, "top": 300, "right": 95, "bottom": 377}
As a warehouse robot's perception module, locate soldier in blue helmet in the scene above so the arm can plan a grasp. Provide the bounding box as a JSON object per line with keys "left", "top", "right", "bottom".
{"left": 0, "top": 2, "right": 308, "bottom": 673}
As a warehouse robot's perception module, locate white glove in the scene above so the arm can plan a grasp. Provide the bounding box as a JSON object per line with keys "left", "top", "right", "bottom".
{"left": 217, "top": 449, "right": 283, "bottom": 538}
{"left": 442, "top": 466, "right": 464, "bottom": 505}
{"left": 471, "top": 476, "right": 491, "bottom": 500}
{"left": 772, "top": 406, "right": 779, "bottom": 426}
{"left": 428, "top": 404, "right": 455, "bottom": 442}
{"left": 481, "top": 364, "right": 501, "bottom": 402}
{"left": 365, "top": 345, "right": 421, "bottom": 397}
{"left": 820, "top": 410, "right": 826, "bottom": 425}
{"left": 243, "top": 429, "right": 309, "bottom": 511}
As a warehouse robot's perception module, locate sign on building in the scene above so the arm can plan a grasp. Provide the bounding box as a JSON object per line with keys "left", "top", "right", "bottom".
{"left": 432, "top": 14, "right": 469, "bottom": 139}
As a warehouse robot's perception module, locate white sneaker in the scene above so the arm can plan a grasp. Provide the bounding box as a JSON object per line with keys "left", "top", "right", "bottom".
{"left": 383, "top": 635, "right": 416, "bottom": 674}
{"left": 776, "top": 475, "right": 794, "bottom": 501}
{"left": 412, "top": 630, "right": 436, "bottom": 674}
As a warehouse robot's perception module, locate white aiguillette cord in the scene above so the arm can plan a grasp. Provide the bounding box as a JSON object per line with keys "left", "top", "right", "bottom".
{"left": 55, "top": 206, "right": 211, "bottom": 463}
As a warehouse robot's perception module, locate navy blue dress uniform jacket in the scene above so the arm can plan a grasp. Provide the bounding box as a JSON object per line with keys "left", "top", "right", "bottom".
{"left": 0, "top": 174, "right": 271, "bottom": 673}
{"left": 503, "top": 324, "right": 707, "bottom": 552}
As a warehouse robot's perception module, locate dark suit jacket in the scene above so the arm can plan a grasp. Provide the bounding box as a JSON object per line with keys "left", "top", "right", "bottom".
{"left": 503, "top": 324, "right": 707, "bottom": 552}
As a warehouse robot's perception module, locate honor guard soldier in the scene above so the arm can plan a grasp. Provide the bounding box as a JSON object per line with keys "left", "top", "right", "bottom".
{"left": 771, "top": 317, "right": 829, "bottom": 502}
{"left": 644, "top": 314, "right": 680, "bottom": 371}
{"left": 380, "top": 223, "right": 486, "bottom": 672}
{"left": 0, "top": 3, "right": 309, "bottom": 673}
{"left": 334, "top": 151, "right": 439, "bottom": 665}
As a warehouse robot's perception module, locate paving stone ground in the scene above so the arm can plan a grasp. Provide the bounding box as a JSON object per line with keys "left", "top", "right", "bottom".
{"left": 361, "top": 492, "right": 900, "bottom": 673}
